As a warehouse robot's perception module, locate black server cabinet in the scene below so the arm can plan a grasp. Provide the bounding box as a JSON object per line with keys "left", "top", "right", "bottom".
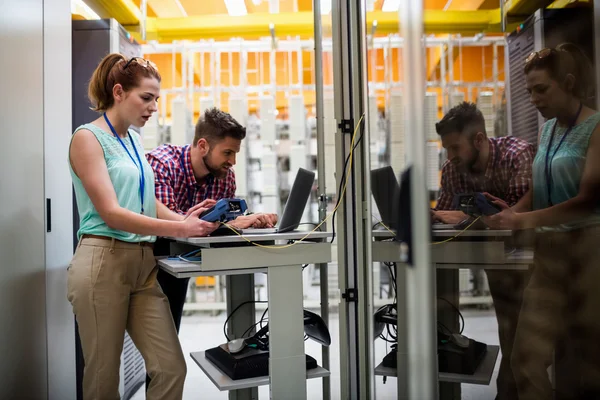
{"left": 506, "top": 7, "right": 595, "bottom": 145}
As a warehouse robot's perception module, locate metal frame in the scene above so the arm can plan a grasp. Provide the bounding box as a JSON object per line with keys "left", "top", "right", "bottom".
{"left": 313, "top": 1, "right": 331, "bottom": 399}
{"left": 399, "top": 0, "right": 439, "bottom": 399}
{"left": 331, "top": 1, "right": 375, "bottom": 399}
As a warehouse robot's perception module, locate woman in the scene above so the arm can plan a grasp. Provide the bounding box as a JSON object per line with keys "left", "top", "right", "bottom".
{"left": 68, "top": 53, "right": 218, "bottom": 400}
{"left": 484, "top": 43, "right": 600, "bottom": 399}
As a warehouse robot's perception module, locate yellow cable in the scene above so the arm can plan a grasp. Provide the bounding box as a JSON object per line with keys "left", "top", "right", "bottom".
{"left": 430, "top": 217, "right": 481, "bottom": 245}
{"left": 372, "top": 214, "right": 482, "bottom": 246}
{"left": 372, "top": 216, "right": 396, "bottom": 236}
{"left": 217, "top": 114, "right": 366, "bottom": 249}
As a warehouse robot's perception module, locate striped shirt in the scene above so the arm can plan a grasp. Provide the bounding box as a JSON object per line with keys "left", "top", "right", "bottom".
{"left": 146, "top": 144, "right": 236, "bottom": 215}
{"left": 436, "top": 136, "right": 534, "bottom": 210}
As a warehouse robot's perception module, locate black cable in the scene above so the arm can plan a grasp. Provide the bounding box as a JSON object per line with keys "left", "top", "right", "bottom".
{"left": 223, "top": 300, "right": 268, "bottom": 342}
{"left": 238, "top": 301, "right": 272, "bottom": 339}
{"left": 242, "top": 319, "right": 268, "bottom": 339}
{"left": 232, "top": 265, "right": 308, "bottom": 341}
{"left": 330, "top": 118, "right": 365, "bottom": 244}
{"left": 437, "top": 296, "right": 465, "bottom": 334}
{"left": 386, "top": 322, "right": 397, "bottom": 342}
{"left": 259, "top": 307, "right": 269, "bottom": 329}
{"left": 379, "top": 334, "right": 396, "bottom": 343}
{"left": 437, "top": 320, "right": 454, "bottom": 337}
{"left": 384, "top": 262, "right": 397, "bottom": 303}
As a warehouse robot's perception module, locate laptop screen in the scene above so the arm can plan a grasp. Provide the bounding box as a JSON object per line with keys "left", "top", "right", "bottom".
{"left": 371, "top": 166, "right": 399, "bottom": 228}
{"left": 277, "top": 168, "right": 315, "bottom": 233}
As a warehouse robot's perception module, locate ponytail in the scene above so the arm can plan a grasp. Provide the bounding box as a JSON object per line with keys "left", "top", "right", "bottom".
{"left": 556, "top": 43, "right": 596, "bottom": 109}
{"left": 88, "top": 53, "right": 126, "bottom": 112}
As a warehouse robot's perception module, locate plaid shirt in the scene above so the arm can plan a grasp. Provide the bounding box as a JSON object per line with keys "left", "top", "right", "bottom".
{"left": 436, "top": 136, "right": 534, "bottom": 210}
{"left": 146, "top": 144, "right": 236, "bottom": 215}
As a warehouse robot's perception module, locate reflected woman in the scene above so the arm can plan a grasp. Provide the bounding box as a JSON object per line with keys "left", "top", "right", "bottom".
{"left": 484, "top": 43, "right": 600, "bottom": 398}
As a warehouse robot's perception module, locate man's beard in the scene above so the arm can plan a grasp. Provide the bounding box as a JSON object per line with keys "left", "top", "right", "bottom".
{"left": 203, "top": 152, "right": 229, "bottom": 179}
{"left": 459, "top": 147, "right": 480, "bottom": 173}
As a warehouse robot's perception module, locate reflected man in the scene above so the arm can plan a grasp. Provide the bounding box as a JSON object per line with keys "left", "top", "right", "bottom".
{"left": 432, "top": 102, "right": 534, "bottom": 400}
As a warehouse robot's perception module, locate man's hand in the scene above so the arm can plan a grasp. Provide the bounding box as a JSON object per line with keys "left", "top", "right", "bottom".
{"left": 228, "top": 213, "right": 279, "bottom": 229}
{"left": 261, "top": 213, "right": 278, "bottom": 227}
{"left": 431, "top": 210, "right": 468, "bottom": 225}
{"left": 186, "top": 199, "right": 217, "bottom": 217}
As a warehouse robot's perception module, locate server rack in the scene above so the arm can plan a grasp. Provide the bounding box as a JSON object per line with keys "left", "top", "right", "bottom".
{"left": 506, "top": 7, "right": 594, "bottom": 144}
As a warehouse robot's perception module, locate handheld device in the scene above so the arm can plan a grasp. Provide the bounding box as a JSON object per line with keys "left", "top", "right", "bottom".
{"left": 454, "top": 193, "right": 501, "bottom": 217}
{"left": 199, "top": 198, "right": 248, "bottom": 223}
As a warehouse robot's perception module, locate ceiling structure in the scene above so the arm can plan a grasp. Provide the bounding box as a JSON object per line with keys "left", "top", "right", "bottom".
{"left": 79, "top": 0, "right": 588, "bottom": 42}
{"left": 132, "top": 0, "right": 497, "bottom": 17}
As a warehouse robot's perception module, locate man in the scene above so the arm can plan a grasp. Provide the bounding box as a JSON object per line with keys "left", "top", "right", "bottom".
{"left": 432, "top": 102, "right": 534, "bottom": 400}
{"left": 146, "top": 108, "right": 277, "bottom": 332}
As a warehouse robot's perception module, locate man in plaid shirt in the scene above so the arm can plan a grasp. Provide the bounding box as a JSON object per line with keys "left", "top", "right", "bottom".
{"left": 146, "top": 108, "right": 276, "bottom": 334}
{"left": 432, "top": 102, "right": 534, "bottom": 400}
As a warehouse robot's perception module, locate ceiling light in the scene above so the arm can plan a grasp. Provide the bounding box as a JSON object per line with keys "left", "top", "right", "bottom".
{"left": 252, "top": 0, "right": 261, "bottom": 4}
{"left": 320, "top": 0, "right": 332, "bottom": 14}
{"left": 71, "top": 0, "right": 100, "bottom": 19}
{"left": 224, "top": 0, "right": 247, "bottom": 16}
{"left": 381, "top": 0, "right": 401, "bottom": 12}
{"left": 173, "top": 0, "right": 188, "bottom": 17}
{"left": 269, "top": 0, "right": 279, "bottom": 14}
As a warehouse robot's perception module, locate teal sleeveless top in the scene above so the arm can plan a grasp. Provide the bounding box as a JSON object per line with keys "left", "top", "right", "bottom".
{"left": 69, "top": 124, "right": 157, "bottom": 243}
{"left": 532, "top": 112, "right": 600, "bottom": 232}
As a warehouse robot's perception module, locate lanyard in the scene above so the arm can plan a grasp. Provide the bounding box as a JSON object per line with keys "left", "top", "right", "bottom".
{"left": 544, "top": 103, "right": 583, "bottom": 206}
{"left": 179, "top": 145, "right": 194, "bottom": 207}
{"left": 103, "top": 113, "right": 146, "bottom": 214}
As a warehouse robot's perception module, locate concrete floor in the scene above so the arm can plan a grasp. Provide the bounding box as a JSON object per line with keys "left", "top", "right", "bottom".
{"left": 131, "top": 309, "right": 500, "bottom": 400}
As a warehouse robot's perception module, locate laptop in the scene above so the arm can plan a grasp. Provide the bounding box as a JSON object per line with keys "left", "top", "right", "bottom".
{"left": 370, "top": 166, "right": 455, "bottom": 231}
{"left": 371, "top": 166, "right": 399, "bottom": 229}
{"left": 241, "top": 168, "right": 315, "bottom": 234}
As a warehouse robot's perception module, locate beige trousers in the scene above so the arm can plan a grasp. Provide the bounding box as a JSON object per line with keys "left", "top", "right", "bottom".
{"left": 67, "top": 237, "right": 186, "bottom": 400}
{"left": 512, "top": 226, "right": 600, "bottom": 400}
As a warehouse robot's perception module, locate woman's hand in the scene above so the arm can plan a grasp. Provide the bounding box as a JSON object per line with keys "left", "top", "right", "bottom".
{"left": 180, "top": 208, "right": 219, "bottom": 237}
{"left": 186, "top": 199, "right": 216, "bottom": 217}
{"left": 481, "top": 193, "right": 524, "bottom": 230}
{"left": 482, "top": 192, "right": 510, "bottom": 211}
{"left": 482, "top": 208, "right": 523, "bottom": 230}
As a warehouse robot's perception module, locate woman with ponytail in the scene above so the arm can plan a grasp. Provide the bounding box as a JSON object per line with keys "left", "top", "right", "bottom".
{"left": 68, "top": 53, "right": 218, "bottom": 399}
{"left": 484, "top": 43, "right": 600, "bottom": 398}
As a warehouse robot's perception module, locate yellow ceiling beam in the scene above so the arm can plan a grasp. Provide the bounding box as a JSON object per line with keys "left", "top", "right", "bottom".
{"left": 547, "top": 0, "right": 591, "bottom": 8}
{"left": 445, "top": 0, "right": 486, "bottom": 11}
{"left": 94, "top": 0, "right": 580, "bottom": 39}
{"left": 147, "top": 0, "right": 186, "bottom": 18}
{"left": 129, "top": 10, "right": 506, "bottom": 42}
{"left": 84, "top": 0, "right": 141, "bottom": 25}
